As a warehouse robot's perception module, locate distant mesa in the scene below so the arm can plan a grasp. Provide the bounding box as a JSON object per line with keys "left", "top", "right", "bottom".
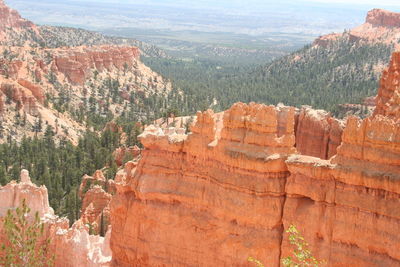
{"left": 314, "top": 8, "right": 400, "bottom": 48}
{"left": 366, "top": 8, "right": 400, "bottom": 27}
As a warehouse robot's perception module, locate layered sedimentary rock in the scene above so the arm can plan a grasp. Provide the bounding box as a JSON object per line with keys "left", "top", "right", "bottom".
{"left": 0, "top": 170, "right": 111, "bottom": 267}
{"left": 374, "top": 51, "right": 400, "bottom": 120}
{"left": 314, "top": 9, "right": 400, "bottom": 48}
{"left": 0, "top": 0, "right": 35, "bottom": 30}
{"left": 0, "top": 0, "right": 41, "bottom": 45}
{"left": 366, "top": 8, "right": 400, "bottom": 27}
{"left": 295, "top": 106, "right": 344, "bottom": 159}
{"left": 52, "top": 220, "right": 112, "bottom": 267}
{"left": 79, "top": 170, "right": 108, "bottom": 198}
{"left": 110, "top": 50, "right": 400, "bottom": 267}
{"left": 0, "top": 42, "right": 171, "bottom": 143}
{"left": 284, "top": 114, "right": 400, "bottom": 266}
{"left": 111, "top": 103, "right": 297, "bottom": 266}
{"left": 0, "top": 78, "right": 44, "bottom": 115}
{"left": 0, "top": 169, "right": 53, "bottom": 217}
{"left": 53, "top": 46, "right": 140, "bottom": 85}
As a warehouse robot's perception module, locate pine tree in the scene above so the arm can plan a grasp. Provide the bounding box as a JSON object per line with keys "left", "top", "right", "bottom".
{"left": 0, "top": 199, "right": 54, "bottom": 267}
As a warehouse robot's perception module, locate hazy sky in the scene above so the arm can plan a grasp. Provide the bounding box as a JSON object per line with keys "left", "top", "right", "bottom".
{"left": 308, "top": 0, "right": 400, "bottom": 5}
{"left": 5, "top": 0, "right": 400, "bottom": 37}
{"left": 75, "top": 0, "right": 400, "bottom": 7}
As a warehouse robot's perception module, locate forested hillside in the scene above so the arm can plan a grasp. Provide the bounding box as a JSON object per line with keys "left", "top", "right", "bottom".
{"left": 39, "top": 26, "right": 168, "bottom": 58}
{"left": 145, "top": 35, "right": 393, "bottom": 117}
{"left": 0, "top": 122, "right": 141, "bottom": 222}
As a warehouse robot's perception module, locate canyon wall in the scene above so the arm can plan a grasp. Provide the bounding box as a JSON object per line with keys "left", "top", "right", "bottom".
{"left": 109, "top": 53, "right": 400, "bottom": 266}
{"left": 366, "top": 8, "right": 400, "bottom": 27}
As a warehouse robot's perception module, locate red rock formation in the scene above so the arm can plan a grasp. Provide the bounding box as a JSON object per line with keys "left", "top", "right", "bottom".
{"left": 0, "top": 59, "right": 23, "bottom": 79}
{"left": 284, "top": 113, "right": 400, "bottom": 266}
{"left": 80, "top": 186, "right": 112, "bottom": 234}
{"left": 0, "top": 0, "right": 40, "bottom": 44}
{"left": 79, "top": 170, "right": 107, "bottom": 198}
{"left": 366, "top": 8, "right": 400, "bottom": 27}
{"left": 374, "top": 51, "right": 400, "bottom": 120}
{"left": 313, "top": 33, "right": 341, "bottom": 48}
{"left": 110, "top": 103, "right": 297, "bottom": 267}
{"left": 17, "top": 79, "right": 45, "bottom": 104}
{"left": 0, "top": 0, "right": 35, "bottom": 30}
{"left": 0, "top": 79, "right": 40, "bottom": 115}
{"left": 110, "top": 55, "right": 400, "bottom": 266}
{"left": 295, "top": 106, "right": 344, "bottom": 159}
{"left": 54, "top": 46, "right": 140, "bottom": 85}
{"left": 0, "top": 169, "right": 53, "bottom": 217}
{"left": 314, "top": 9, "right": 400, "bottom": 48}
{"left": 0, "top": 170, "right": 111, "bottom": 267}
{"left": 113, "top": 145, "right": 141, "bottom": 166}
{"left": 79, "top": 170, "right": 115, "bottom": 233}
{"left": 51, "top": 220, "right": 112, "bottom": 267}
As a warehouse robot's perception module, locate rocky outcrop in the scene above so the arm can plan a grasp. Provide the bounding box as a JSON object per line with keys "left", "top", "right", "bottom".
{"left": 79, "top": 170, "right": 115, "bottom": 234}
{"left": 53, "top": 46, "right": 140, "bottom": 85}
{"left": 110, "top": 103, "right": 297, "bottom": 266}
{"left": 0, "top": 79, "right": 41, "bottom": 115}
{"left": 283, "top": 113, "right": 400, "bottom": 266}
{"left": 0, "top": 0, "right": 35, "bottom": 30}
{"left": 295, "top": 106, "right": 344, "bottom": 159}
{"left": 0, "top": 169, "right": 53, "bottom": 217}
{"left": 374, "top": 51, "right": 400, "bottom": 120}
{"left": 80, "top": 186, "right": 112, "bottom": 234}
{"left": 0, "top": 170, "right": 111, "bottom": 267}
{"left": 110, "top": 56, "right": 400, "bottom": 267}
{"left": 113, "top": 145, "right": 141, "bottom": 166}
{"left": 314, "top": 9, "right": 400, "bottom": 48}
{"left": 17, "top": 79, "right": 45, "bottom": 104}
{"left": 0, "top": 0, "right": 41, "bottom": 45}
{"left": 52, "top": 220, "right": 112, "bottom": 267}
{"left": 366, "top": 8, "right": 400, "bottom": 28}
{"left": 79, "top": 170, "right": 108, "bottom": 198}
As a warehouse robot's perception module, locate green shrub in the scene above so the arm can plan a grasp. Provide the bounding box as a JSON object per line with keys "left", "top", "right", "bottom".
{"left": 0, "top": 199, "right": 54, "bottom": 267}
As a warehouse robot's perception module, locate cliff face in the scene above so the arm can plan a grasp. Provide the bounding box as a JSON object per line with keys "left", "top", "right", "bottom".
{"left": 0, "top": 170, "right": 111, "bottom": 267}
{"left": 0, "top": 0, "right": 35, "bottom": 30}
{"left": 366, "top": 8, "right": 400, "bottom": 27}
{"left": 109, "top": 52, "right": 400, "bottom": 266}
{"left": 0, "top": 0, "right": 41, "bottom": 45}
{"left": 284, "top": 113, "right": 400, "bottom": 266}
{"left": 53, "top": 46, "right": 139, "bottom": 85}
{"left": 374, "top": 51, "right": 400, "bottom": 119}
{"left": 314, "top": 8, "right": 400, "bottom": 48}
{"left": 110, "top": 104, "right": 296, "bottom": 266}
{"left": 295, "top": 106, "right": 344, "bottom": 159}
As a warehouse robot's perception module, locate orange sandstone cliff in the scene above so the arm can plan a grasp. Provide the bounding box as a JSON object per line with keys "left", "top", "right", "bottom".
{"left": 314, "top": 8, "right": 400, "bottom": 48}
{"left": 109, "top": 53, "right": 400, "bottom": 266}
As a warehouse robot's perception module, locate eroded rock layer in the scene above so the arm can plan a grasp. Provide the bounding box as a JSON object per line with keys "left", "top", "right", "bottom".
{"left": 0, "top": 170, "right": 111, "bottom": 267}
{"left": 110, "top": 65, "right": 400, "bottom": 267}
{"left": 111, "top": 103, "right": 296, "bottom": 266}
{"left": 295, "top": 106, "right": 344, "bottom": 159}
